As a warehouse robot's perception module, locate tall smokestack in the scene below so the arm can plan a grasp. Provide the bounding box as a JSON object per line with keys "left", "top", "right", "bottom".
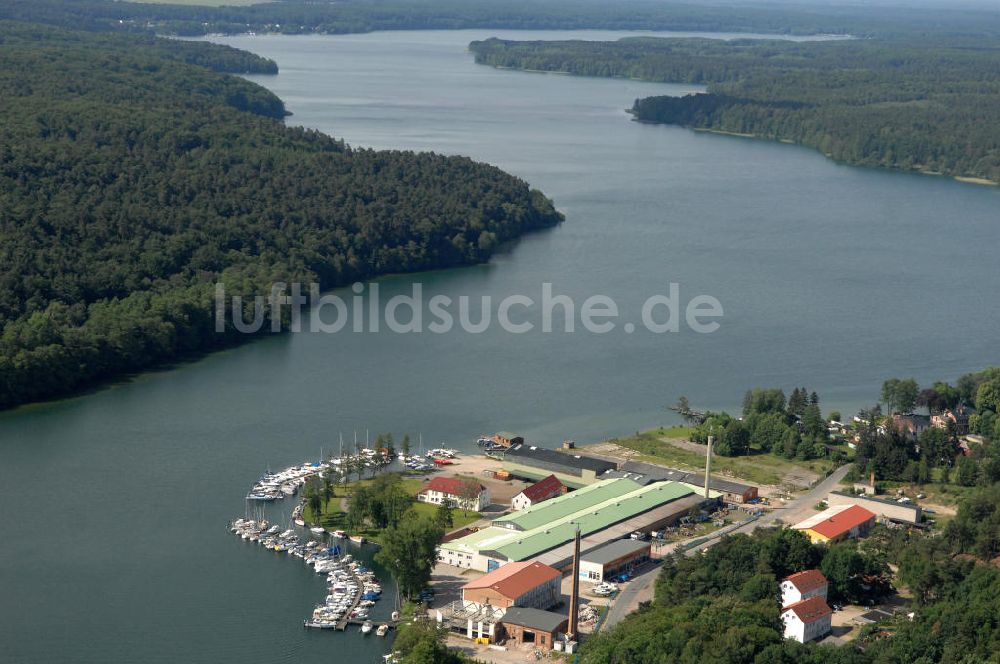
{"left": 567, "top": 525, "right": 581, "bottom": 640}
{"left": 704, "top": 435, "right": 713, "bottom": 499}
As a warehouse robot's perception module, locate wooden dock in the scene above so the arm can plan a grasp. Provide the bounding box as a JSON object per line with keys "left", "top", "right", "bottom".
{"left": 334, "top": 564, "right": 365, "bottom": 630}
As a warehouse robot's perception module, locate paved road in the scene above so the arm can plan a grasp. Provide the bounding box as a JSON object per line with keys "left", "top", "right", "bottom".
{"left": 601, "top": 465, "right": 852, "bottom": 629}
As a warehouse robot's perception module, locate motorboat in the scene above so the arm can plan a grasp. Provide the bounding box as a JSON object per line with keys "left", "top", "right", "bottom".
{"left": 376, "top": 624, "right": 389, "bottom": 637}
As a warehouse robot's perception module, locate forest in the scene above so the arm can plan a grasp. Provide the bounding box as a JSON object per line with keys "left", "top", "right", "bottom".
{"left": 580, "top": 368, "right": 1000, "bottom": 663}
{"left": 469, "top": 36, "right": 1000, "bottom": 183}
{"left": 5, "top": 0, "right": 1000, "bottom": 39}
{"left": 0, "top": 20, "right": 562, "bottom": 410}
{"left": 580, "top": 510, "right": 1000, "bottom": 664}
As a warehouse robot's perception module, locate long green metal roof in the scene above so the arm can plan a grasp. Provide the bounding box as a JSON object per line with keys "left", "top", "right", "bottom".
{"left": 438, "top": 526, "right": 518, "bottom": 556}
{"left": 490, "top": 481, "right": 696, "bottom": 561}
{"left": 493, "top": 478, "right": 643, "bottom": 532}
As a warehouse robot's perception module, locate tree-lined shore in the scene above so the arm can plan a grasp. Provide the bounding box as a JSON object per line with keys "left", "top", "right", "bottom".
{"left": 0, "top": 20, "right": 562, "bottom": 410}
{"left": 469, "top": 36, "right": 1000, "bottom": 184}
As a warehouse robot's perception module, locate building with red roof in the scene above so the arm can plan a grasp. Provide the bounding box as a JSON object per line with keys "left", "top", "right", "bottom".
{"left": 781, "top": 570, "right": 829, "bottom": 608}
{"left": 511, "top": 474, "right": 566, "bottom": 511}
{"left": 461, "top": 561, "right": 562, "bottom": 610}
{"left": 781, "top": 595, "right": 833, "bottom": 643}
{"left": 793, "top": 504, "right": 876, "bottom": 543}
{"left": 417, "top": 476, "right": 490, "bottom": 512}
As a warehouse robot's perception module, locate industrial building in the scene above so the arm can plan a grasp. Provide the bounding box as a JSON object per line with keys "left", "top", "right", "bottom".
{"left": 500, "top": 444, "right": 618, "bottom": 488}
{"left": 826, "top": 491, "right": 922, "bottom": 525}
{"left": 793, "top": 505, "right": 876, "bottom": 544}
{"left": 578, "top": 539, "right": 651, "bottom": 583}
{"left": 461, "top": 561, "right": 562, "bottom": 610}
{"left": 438, "top": 478, "right": 718, "bottom": 572}
{"left": 606, "top": 460, "right": 759, "bottom": 503}
{"left": 496, "top": 607, "right": 568, "bottom": 651}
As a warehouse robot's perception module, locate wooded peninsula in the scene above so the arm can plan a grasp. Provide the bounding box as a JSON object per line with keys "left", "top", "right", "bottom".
{"left": 0, "top": 21, "right": 562, "bottom": 410}
{"left": 469, "top": 36, "right": 1000, "bottom": 184}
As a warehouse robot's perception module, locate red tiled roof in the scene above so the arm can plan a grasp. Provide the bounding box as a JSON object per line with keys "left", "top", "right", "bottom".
{"left": 783, "top": 596, "right": 833, "bottom": 623}
{"left": 462, "top": 561, "right": 561, "bottom": 600}
{"left": 519, "top": 474, "right": 564, "bottom": 503}
{"left": 783, "top": 570, "right": 828, "bottom": 594}
{"left": 422, "top": 476, "right": 484, "bottom": 497}
{"left": 810, "top": 505, "right": 875, "bottom": 540}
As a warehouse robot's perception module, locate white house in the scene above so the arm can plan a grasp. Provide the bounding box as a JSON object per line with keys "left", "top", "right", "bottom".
{"left": 418, "top": 476, "right": 491, "bottom": 511}
{"left": 781, "top": 596, "right": 833, "bottom": 643}
{"left": 781, "top": 570, "right": 829, "bottom": 608}
{"left": 510, "top": 474, "right": 565, "bottom": 511}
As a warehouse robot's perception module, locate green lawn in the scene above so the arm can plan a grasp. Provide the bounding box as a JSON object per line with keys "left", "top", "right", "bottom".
{"left": 606, "top": 428, "right": 837, "bottom": 487}
{"left": 409, "top": 501, "right": 482, "bottom": 530}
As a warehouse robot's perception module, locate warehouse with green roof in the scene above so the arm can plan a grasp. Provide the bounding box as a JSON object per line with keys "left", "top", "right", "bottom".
{"left": 438, "top": 479, "right": 719, "bottom": 572}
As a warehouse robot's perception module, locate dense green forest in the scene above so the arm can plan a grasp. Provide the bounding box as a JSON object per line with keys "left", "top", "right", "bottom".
{"left": 5, "top": 0, "right": 1000, "bottom": 39}
{"left": 470, "top": 36, "right": 1000, "bottom": 183}
{"left": 584, "top": 369, "right": 1000, "bottom": 663}
{"left": 0, "top": 21, "right": 561, "bottom": 410}
{"left": 582, "top": 502, "right": 1000, "bottom": 663}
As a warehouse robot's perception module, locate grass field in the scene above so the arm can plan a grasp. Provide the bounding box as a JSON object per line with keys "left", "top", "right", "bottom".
{"left": 605, "top": 428, "right": 838, "bottom": 487}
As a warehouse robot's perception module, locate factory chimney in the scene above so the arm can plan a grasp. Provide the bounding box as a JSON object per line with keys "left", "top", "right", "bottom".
{"left": 704, "top": 435, "right": 713, "bottom": 499}
{"left": 567, "top": 525, "right": 581, "bottom": 640}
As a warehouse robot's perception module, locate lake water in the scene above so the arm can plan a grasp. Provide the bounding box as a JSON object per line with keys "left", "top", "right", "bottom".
{"left": 1, "top": 29, "right": 998, "bottom": 663}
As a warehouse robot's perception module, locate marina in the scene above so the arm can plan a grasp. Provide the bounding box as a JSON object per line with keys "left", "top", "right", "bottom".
{"left": 231, "top": 455, "right": 401, "bottom": 635}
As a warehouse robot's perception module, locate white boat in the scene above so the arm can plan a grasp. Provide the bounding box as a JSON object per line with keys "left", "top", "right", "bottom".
{"left": 349, "top": 535, "right": 365, "bottom": 544}
{"left": 332, "top": 530, "right": 346, "bottom": 539}
{"left": 311, "top": 526, "right": 326, "bottom": 535}
{"left": 361, "top": 620, "right": 373, "bottom": 634}
{"left": 376, "top": 624, "right": 389, "bottom": 637}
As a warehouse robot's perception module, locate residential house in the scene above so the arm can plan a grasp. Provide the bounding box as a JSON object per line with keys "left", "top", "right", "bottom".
{"left": 782, "top": 596, "right": 833, "bottom": 643}
{"left": 511, "top": 474, "right": 565, "bottom": 511}
{"left": 417, "top": 476, "right": 491, "bottom": 511}
{"left": 781, "top": 570, "right": 829, "bottom": 608}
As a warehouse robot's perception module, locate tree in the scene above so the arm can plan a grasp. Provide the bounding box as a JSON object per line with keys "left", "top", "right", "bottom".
{"left": 402, "top": 434, "right": 411, "bottom": 457}
{"left": 955, "top": 455, "right": 978, "bottom": 487}
{"left": 917, "top": 426, "right": 954, "bottom": 468}
{"left": 375, "top": 515, "right": 444, "bottom": 599}
{"left": 788, "top": 388, "right": 807, "bottom": 418}
{"left": 322, "top": 470, "right": 337, "bottom": 509}
{"left": 456, "top": 478, "right": 484, "bottom": 514}
{"left": 307, "top": 485, "right": 323, "bottom": 523}
{"left": 742, "top": 388, "right": 786, "bottom": 417}
{"left": 916, "top": 388, "right": 944, "bottom": 415}
{"left": 747, "top": 411, "right": 789, "bottom": 453}
{"left": 882, "top": 378, "right": 918, "bottom": 414}
{"left": 820, "top": 543, "right": 867, "bottom": 603}
{"left": 715, "top": 419, "right": 750, "bottom": 456}
{"left": 435, "top": 501, "right": 454, "bottom": 530}
{"left": 393, "top": 620, "right": 466, "bottom": 664}
{"left": 975, "top": 377, "right": 1000, "bottom": 414}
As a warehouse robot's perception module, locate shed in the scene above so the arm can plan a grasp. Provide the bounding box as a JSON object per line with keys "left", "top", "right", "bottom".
{"left": 498, "top": 607, "right": 568, "bottom": 651}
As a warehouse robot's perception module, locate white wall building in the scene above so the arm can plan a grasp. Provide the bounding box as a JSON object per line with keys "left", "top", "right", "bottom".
{"left": 782, "top": 596, "right": 833, "bottom": 643}
{"left": 781, "top": 570, "right": 829, "bottom": 608}
{"left": 417, "top": 476, "right": 491, "bottom": 511}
